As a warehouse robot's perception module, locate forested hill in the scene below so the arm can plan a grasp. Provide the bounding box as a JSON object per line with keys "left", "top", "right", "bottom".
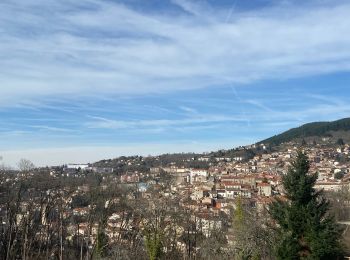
{"left": 93, "top": 118, "right": 350, "bottom": 169}
{"left": 260, "top": 118, "right": 350, "bottom": 146}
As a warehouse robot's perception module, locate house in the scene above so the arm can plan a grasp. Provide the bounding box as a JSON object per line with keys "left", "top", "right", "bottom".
{"left": 92, "top": 167, "right": 114, "bottom": 174}
{"left": 120, "top": 173, "right": 140, "bottom": 183}
{"left": 195, "top": 212, "right": 222, "bottom": 237}
{"left": 216, "top": 189, "right": 226, "bottom": 199}
{"left": 189, "top": 169, "right": 208, "bottom": 184}
{"left": 257, "top": 183, "right": 272, "bottom": 196}
{"left": 66, "top": 164, "right": 90, "bottom": 171}
{"left": 314, "top": 182, "right": 348, "bottom": 192}
{"left": 213, "top": 199, "right": 228, "bottom": 209}
{"left": 225, "top": 188, "right": 241, "bottom": 198}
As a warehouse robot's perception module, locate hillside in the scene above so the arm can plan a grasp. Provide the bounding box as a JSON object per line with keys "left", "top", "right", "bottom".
{"left": 260, "top": 118, "right": 350, "bottom": 146}
{"left": 92, "top": 118, "right": 350, "bottom": 169}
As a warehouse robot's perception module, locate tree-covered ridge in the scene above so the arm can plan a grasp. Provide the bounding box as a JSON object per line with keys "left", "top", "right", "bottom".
{"left": 260, "top": 118, "right": 350, "bottom": 146}
{"left": 91, "top": 118, "right": 350, "bottom": 168}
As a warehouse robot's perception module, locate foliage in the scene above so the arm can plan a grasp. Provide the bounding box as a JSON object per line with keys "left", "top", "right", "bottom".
{"left": 71, "top": 194, "right": 90, "bottom": 207}
{"left": 144, "top": 228, "right": 163, "bottom": 260}
{"left": 334, "top": 171, "right": 344, "bottom": 180}
{"left": 269, "top": 151, "right": 344, "bottom": 259}
{"left": 233, "top": 197, "right": 244, "bottom": 227}
{"left": 337, "top": 138, "right": 345, "bottom": 146}
{"left": 93, "top": 153, "right": 204, "bottom": 173}
{"left": 301, "top": 138, "right": 307, "bottom": 146}
{"left": 261, "top": 117, "right": 350, "bottom": 146}
{"left": 211, "top": 148, "right": 258, "bottom": 161}
{"left": 93, "top": 228, "right": 109, "bottom": 258}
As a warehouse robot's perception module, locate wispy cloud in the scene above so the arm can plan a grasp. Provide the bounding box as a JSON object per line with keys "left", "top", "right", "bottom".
{"left": 1, "top": 0, "right": 350, "bottom": 105}
{"left": 179, "top": 106, "right": 198, "bottom": 115}
{"left": 85, "top": 114, "right": 247, "bottom": 130}
{"left": 28, "top": 125, "right": 76, "bottom": 133}
{"left": 1, "top": 0, "right": 350, "bottom": 165}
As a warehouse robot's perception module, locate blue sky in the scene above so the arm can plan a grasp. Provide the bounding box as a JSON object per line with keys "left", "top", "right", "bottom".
{"left": 1, "top": 0, "right": 350, "bottom": 166}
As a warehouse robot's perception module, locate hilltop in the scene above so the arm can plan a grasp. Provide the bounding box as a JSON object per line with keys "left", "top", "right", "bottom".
{"left": 260, "top": 118, "right": 350, "bottom": 146}
{"left": 92, "top": 118, "right": 350, "bottom": 170}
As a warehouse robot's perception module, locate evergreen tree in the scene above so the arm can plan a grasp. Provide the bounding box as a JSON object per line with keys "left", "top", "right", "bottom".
{"left": 301, "top": 138, "right": 307, "bottom": 146}
{"left": 93, "top": 227, "right": 109, "bottom": 259}
{"left": 269, "top": 151, "right": 343, "bottom": 259}
{"left": 144, "top": 228, "right": 162, "bottom": 260}
{"left": 337, "top": 138, "right": 345, "bottom": 146}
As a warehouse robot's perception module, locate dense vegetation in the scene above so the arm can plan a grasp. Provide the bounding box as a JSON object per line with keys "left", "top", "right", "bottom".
{"left": 93, "top": 153, "right": 211, "bottom": 173}
{"left": 261, "top": 118, "right": 350, "bottom": 146}
{"left": 269, "top": 151, "right": 344, "bottom": 259}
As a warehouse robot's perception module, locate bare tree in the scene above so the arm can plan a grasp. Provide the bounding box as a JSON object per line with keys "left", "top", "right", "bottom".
{"left": 231, "top": 198, "right": 276, "bottom": 260}
{"left": 18, "top": 159, "right": 35, "bottom": 172}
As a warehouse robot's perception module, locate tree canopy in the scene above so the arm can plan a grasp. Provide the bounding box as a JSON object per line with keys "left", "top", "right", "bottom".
{"left": 269, "top": 151, "right": 343, "bottom": 259}
{"left": 261, "top": 118, "right": 350, "bottom": 146}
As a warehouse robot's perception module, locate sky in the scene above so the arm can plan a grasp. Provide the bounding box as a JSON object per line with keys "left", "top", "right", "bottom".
{"left": 1, "top": 0, "right": 350, "bottom": 167}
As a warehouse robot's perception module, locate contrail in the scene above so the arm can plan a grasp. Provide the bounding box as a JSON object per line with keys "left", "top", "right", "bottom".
{"left": 230, "top": 85, "right": 251, "bottom": 127}
{"left": 226, "top": 1, "right": 250, "bottom": 127}
{"left": 225, "top": 0, "right": 238, "bottom": 23}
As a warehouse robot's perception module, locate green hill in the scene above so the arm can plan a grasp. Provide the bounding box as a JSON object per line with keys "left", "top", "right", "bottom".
{"left": 260, "top": 118, "right": 350, "bottom": 146}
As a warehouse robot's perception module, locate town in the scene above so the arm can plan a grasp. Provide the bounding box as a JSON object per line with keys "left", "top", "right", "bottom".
{"left": 1, "top": 137, "right": 350, "bottom": 259}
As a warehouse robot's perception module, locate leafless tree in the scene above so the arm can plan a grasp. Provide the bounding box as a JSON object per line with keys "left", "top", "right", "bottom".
{"left": 230, "top": 199, "right": 276, "bottom": 260}
{"left": 18, "top": 158, "right": 35, "bottom": 172}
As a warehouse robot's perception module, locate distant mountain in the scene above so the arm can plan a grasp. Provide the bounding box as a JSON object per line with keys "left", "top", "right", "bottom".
{"left": 260, "top": 118, "right": 350, "bottom": 146}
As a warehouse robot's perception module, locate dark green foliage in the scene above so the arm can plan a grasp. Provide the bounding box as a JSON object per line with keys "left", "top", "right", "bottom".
{"left": 211, "top": 148, "right": 261, "bottom": 162}
{"left": 261, "top": 118, "right": 350, "bottom": 146}
{"left": 93, "top": 229, "right": 109, "bottom": 258}
{"left": 93, "top": 153, "right": 206, "bottom": 173}
{"left": 301, "top": 138, "right": 307, "bottom": 146}
{"left": 71, "top": 194, "right": 90, "bottom": 207}
{"left": 337, "top": 138, "right": 345, "bottom": 146}
{"left": 269, "top": 151, "right": 344, "bottom": 259}
{"left": 334, "top": 171, "right": 344, "bottom": 180}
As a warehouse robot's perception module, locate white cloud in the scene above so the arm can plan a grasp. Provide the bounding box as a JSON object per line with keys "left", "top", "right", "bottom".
{"left": 85, "top": 114, "right": 248, "bottom": 129}
{"left": 28, "top": 125, "right": 77, "bottom": 133}
{"left": 0, "top": 0, "right": 350, "bottom": 105}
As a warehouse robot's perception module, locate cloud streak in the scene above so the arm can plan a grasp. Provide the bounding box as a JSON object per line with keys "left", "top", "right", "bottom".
{"left": 1, "top": 0, "right": 350, "bottom": 166}
{"left": 0, "top": 141, "right": 248, "bottom": 167}
{"left": 85, "top": 114, "right": 248, "bottom": 129}
{"left": 1, "top": 0, "right": 350, "bottom": 105}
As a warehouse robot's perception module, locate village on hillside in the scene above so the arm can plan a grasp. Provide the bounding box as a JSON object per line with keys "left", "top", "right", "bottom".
{"left": 1, "top": 138, "right": 350, "bottom": 258}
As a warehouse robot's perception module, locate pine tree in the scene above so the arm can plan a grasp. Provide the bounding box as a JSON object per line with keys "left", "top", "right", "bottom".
{"left": 93, "top": 227, "right": 109, "bottom": 259}
{"left": 269, "top": 151, "right": 343, "bottom": 259}
{"left": 301, "top": 138, "right": 307, "bottom": 146}
{"left": 337, "top": 138, "right": 345, "bottom": 146}
{"left": 145, "top": 228, "right": 162, "bottom": 260}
